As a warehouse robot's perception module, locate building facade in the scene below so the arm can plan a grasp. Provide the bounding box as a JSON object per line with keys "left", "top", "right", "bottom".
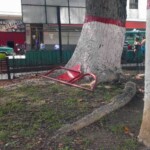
{"left": 126, "top": 0, "right": 146, "bottom": 29}
{"left": 21, "top": 0, "right": 147, "bottom": 50}
{"left": 0, "top": 14, "right": 26, "bottom": 53}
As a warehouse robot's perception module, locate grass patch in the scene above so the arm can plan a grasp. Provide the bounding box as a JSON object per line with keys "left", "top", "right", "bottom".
{"left": 0, "top": 130, "right": 9, "bottom": 141}
{"left": 120, "top": 138, "right": 138, "bottom": 150}
{"left": 0, "top": 88, "right": 6, "bottom": 96}
{"left": 108, "top": 124, "right": 125, "bottom": 134}
{"left": 0, "top": 81, "right": 124, "bottom": 149}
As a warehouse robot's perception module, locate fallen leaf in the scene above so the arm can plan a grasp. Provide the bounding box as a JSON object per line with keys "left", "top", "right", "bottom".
{"left": 58, "top": 143, "right": 63, "bottom": 149}
{"left": 11, "top": 135, "right": 20, "bottom": 139}
{"left": 0, "top": 141, "right": 4, "bottom": 145}
{"left": 78, "top": 99, "right": 83, "bottom": 102}
{"left": 129, "top": 132, "right": 134, "bottom": 137}
{"left": 124, "top": 126, "right": 130, "bottom": 134}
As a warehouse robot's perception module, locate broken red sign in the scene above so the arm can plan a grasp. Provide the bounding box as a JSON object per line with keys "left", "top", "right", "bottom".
{"left": 57, "top": 64, "right": 81, "bottom": 82}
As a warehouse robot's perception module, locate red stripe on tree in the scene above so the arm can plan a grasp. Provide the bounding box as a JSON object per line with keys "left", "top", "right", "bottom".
{"left": 84, "top": 15, "right": 125, "bottom": 27}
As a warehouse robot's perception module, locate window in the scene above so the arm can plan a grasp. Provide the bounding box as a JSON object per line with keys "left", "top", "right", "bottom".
{"left": 31, "top": 24, "right": 43, "bottom": 49}
{"left": 130, "top": 0, "right": 138, "bottom": 9}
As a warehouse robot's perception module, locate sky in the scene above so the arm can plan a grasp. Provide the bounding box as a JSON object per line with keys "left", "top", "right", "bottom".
{"left": 0, "top": 0, "right": 21, "bottom": 15}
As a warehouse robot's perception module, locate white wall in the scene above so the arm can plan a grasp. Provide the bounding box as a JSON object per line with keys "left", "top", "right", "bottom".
{"left": 138, "top": 0, "right": 147, "bottom": 21}
{"left": 127, "top": 0, "right": 147, "bottom": 21}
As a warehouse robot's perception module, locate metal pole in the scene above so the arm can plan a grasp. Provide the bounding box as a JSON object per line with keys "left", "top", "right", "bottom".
{"left": 57, "top": 6, "right": 63, "bottom": 63}
{"left": 44, "top": 0, "right": 47, "bottom": 24}
{"left": 6, "top": 57, "right": 11, "bottom": 80}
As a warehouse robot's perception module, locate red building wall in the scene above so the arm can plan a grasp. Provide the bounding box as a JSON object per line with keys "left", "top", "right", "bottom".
{"left": 0, "top": 32, "right": 25, "bottom": 46}
{"left": 0, "top": 32, "right": 25, "bottom": 52}
{"left": 125, "top": 21, "right": 146, "bottom": 29}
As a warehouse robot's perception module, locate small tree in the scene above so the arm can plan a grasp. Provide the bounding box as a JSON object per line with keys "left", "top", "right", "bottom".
{"left": 66, "top": 0, "right": 127, "bottom": 83}
{"left": 138, "top": 0, "right": 150, "bottom": 147}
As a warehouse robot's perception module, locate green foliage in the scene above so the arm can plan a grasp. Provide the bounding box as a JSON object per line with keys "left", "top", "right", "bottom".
{"left": 120, "top": 139, "right": 138, "bottom": 150}
{"left": 108, "top": 124, "right": 125, "bottom": 134}
{"left": 0, "top": 130, "right": 9, "bottom": 141}
{"left": 50, "top": 84, "right": 60, "bottom": 93}
{"left": 64, "top": 98, "right": 77, "bottom": 107}
{"left": 61, "top": 146, "right": 72, "bottom": 150}
{"left": 0, "top": 88, "right": 6, "bottom": 96}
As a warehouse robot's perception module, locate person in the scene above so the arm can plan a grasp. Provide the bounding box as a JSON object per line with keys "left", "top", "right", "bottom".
{"left": 141, "top": 36, "right": 146, "bottom": 54}
{"left": 35, "top": 39, "right": 39, "bottom": 49}
{"left": 40, "top": 42, "right": 45, "bottom": 50}
{"left": 54, "top": 44, "right": 59, "bottom": 50}
{"left": 133, "top": 37, "right": 141, "bottom": 62}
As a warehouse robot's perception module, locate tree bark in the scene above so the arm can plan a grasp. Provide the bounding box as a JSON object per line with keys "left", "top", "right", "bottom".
{"left": 138, "top": 0, "right": 150, "bottom": 147}
{"left": 51, "top": 81, "right": 136, "bottom": 140}
{"left": 66, "top": 0, "right": 127, "bottom": 83}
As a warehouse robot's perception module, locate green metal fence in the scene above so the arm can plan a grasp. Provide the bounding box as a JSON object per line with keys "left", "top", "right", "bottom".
{"left": 0, "top": 48, "right": 145, "bottom": 80}
{"left": 8, "top": 49, "right": 144, "bottom": 69}
{"left": 8, "top": 50, "right": 74, "bottom": 68}
{"left": 122, "top": 50, "right": 144, "bottom": 64}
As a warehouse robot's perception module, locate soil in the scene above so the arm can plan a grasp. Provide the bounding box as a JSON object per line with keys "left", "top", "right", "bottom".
{"left": 0, "top": 71, "right": 148, "bottom": 150}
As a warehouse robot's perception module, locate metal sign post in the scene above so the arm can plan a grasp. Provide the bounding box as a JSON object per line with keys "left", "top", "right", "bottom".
{"left": 57, "top": 6, "right": 63, "bottom": 63}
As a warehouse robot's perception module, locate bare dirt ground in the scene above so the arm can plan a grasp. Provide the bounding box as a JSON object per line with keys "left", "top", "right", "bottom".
{"left": 0, "top": 71, "right": 148, "bottom": 150}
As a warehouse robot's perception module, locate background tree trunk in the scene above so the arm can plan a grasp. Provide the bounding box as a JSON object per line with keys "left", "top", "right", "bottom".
{"left": 138, "top": 0, "right": 150, "bottom": 147}
{"left": 66, "top": 0, "right": 127, "bottom": 83}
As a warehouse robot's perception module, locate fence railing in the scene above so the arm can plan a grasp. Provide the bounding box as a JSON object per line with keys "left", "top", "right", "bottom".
{"left": 9, "top": 50, "right": 73, "bottom": 67}
{"left": 0, "top": 50, "right": 74, "bottom": 80}
{"left": 0, "top": 49, "right": 145, "bottom": 80}
{"left": 0, "top": 57, "right": 11, "bottom": 80}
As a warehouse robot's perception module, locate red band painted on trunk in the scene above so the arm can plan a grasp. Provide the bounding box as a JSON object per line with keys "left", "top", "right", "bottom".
{"left": 147, "top": 0, "right": 150, "bottom": 9}
{"left": 84, "top": 15, "right": 125, "bottom": 27}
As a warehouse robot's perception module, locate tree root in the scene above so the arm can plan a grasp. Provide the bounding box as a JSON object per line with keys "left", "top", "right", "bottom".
{"left": 50, "top": 81, "right": 136, "bottom": 140}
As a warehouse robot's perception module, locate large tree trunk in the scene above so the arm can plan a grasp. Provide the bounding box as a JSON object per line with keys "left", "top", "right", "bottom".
{"left": 66, "top": 0, "right": 127, "bottom": 83}
{"left": 138, "top": 0, "right": 150, "bottom": 147}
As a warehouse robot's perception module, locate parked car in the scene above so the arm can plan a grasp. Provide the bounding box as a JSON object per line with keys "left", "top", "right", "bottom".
{"left": 0, "top": 46, "right": 14, "bottom": 55}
